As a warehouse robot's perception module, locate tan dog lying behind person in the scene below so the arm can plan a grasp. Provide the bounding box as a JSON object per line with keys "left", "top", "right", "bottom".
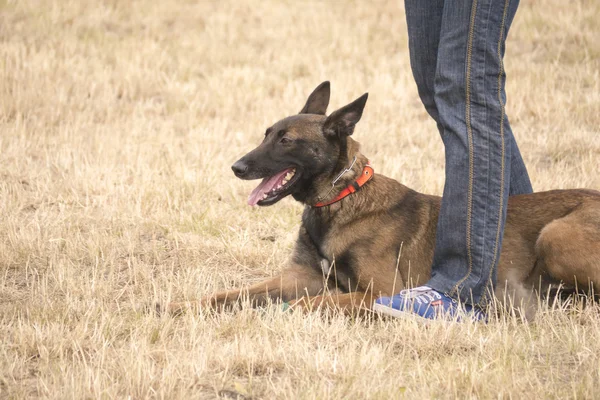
{"left": 166, "top": 82, "right": 600, "bottom": 319}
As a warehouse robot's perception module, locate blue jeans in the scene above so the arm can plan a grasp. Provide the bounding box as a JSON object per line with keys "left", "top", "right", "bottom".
{"left": 404, "top": 0, "right": 533, "bottom": 305}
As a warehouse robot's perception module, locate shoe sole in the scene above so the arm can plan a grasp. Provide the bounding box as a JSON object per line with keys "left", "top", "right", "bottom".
{"left": 372, "top": 302, "right": 485, "bottom": 322}
{"left": 372, "top": 302, "right": 421, "bottom": 320}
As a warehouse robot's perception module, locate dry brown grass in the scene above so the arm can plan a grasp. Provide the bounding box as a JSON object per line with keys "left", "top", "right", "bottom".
{"left": 1, "top": 0, "right": 599, "bottom": 398}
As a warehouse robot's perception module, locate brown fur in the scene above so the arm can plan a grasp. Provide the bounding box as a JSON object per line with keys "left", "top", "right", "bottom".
{"left": 167, "top": 83, "right": 600, "bottom": 318}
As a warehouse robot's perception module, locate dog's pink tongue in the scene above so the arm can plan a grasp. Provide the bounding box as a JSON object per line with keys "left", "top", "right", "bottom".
{"left": 247, "top": 169, "right": 291, "bottom": 206}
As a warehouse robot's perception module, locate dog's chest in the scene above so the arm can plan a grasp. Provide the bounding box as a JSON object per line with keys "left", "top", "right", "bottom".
{"left": 320, "top": 258, "right": 331, "bottom": 275}
{"left": 303, "top": 211, "right": 359, "bottom": 290}
{"left": 303, "top": 212, "right": 336, "bottom": 262}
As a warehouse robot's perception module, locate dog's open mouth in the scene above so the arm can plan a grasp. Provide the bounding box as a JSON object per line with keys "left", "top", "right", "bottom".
{"left": 248, "top": 167, "right": 300, "bottom": 206}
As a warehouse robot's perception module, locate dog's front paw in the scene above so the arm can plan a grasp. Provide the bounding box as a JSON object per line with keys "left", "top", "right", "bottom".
{"left": 136, "top": 301, "right": 198, "bottom": 316}
{"left": 287, "top": 297, "right": 321, "bottom": 313}
{"left": 135, "top": 301, "right": 165, "bottom": 316}
{"left": 164, "top": 301, "right": 199, "bottom": 316}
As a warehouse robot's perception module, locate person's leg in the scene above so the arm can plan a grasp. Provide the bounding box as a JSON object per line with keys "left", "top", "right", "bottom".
{"left": 424, "top": 0, "right": 523, "bottom": 305}
{"left": 496, "top": 0, "right": 533, "bottom": 197}
{"left": 374, "top": 0, "right": 533, "bottom": 319}
{"left": 405, "top": 0, "right": 532, "bottom": 197}
{"left": 509, "top": 138, "right": 533, "bottom": 195}
{"left": 501, "top": 0, "right": 533, "bottom": 197}
{"left": 404, "top": 0, "right": 445, "bottom": 132}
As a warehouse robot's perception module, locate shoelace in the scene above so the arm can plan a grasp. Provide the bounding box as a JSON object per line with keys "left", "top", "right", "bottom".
{"left": 399, "top": 286, "right": 442, "bottom": 305}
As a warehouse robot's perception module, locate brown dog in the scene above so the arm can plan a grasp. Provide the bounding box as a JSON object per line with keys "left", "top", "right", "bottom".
{"left": 167, "top": 82, "right": 600, "bottom": 318}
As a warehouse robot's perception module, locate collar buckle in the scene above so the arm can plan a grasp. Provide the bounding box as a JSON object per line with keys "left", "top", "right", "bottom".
{"left": 313, "top": 161, "right": 374, "bottom": 208}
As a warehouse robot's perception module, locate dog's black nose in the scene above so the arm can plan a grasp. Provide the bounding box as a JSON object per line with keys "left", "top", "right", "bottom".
{"left": 231, "top": 160, "right": 248, "bottom": 177}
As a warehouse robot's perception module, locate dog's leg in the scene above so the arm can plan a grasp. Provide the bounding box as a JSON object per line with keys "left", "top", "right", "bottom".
{"left": 166, "top": 266, "right": 328, "bottom": 315}
{"left": 288, "top": 291, "right": 376, "bottom": 316}
{"left": 535, "top": 202, "right": 600, "bottom": 293}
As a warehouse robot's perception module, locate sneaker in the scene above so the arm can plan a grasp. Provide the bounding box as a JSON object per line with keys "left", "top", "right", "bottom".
{"left": 373, "top": 286, "right": 487, "bottom": 321}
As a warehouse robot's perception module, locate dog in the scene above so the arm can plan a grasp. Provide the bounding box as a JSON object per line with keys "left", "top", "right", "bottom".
{"left": 166, "top": 82, "right": 600, "bottom": 318}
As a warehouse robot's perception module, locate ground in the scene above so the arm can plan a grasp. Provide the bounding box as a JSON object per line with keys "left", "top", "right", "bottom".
{"left": 1, "top": 0, "right": 600, "bottom": 398}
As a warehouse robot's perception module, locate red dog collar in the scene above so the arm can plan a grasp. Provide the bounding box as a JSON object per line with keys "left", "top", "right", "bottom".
{"left": 313, "top": 163, "right": 374, "bottom": 207}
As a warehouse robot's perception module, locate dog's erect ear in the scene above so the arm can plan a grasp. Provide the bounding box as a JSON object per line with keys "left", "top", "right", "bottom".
{"left": 323, "top": 93, "right": 368, "bottom": 137}
{"left": 299, "top": 81, "right": 330, "bottom": 115}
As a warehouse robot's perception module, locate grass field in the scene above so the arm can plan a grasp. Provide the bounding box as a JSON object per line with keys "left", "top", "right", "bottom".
{"left": 1, "top": 0, "right": 600, "bottom": 398}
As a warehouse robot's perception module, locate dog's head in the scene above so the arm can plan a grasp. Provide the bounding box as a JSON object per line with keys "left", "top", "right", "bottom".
{"left": 232, "top": 82, "right": 368, "bottom": 206}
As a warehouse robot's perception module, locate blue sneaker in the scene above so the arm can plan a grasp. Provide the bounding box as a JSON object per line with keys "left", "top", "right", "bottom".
{"left": 373, "top": 286, "right": 487, "bottom": 321}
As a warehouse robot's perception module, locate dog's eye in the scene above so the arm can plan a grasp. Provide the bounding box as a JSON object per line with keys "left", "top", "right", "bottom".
{"left": 279, "top": 137, "right": 292, "bottom": 144}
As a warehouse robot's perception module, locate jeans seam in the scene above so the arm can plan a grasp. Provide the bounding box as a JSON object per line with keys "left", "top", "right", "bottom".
{"left": 484, "top": 0, "right": 511, "bottom": 294}
{"left": 450, "top": 0, "right": 479, "bottom": 298}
